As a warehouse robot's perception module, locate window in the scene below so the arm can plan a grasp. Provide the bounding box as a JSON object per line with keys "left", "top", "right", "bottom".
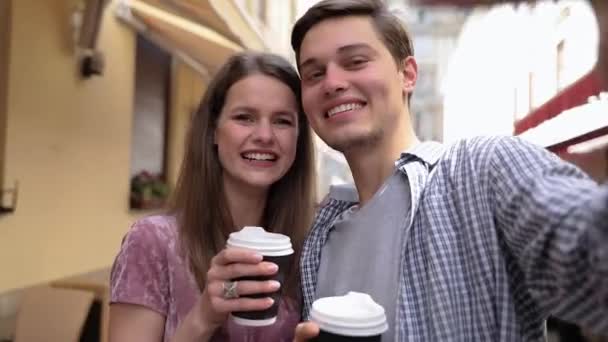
{"left": 243, "top": 0, "right": 267, "bottom": 25}
{"left": 556, "top": 40, "right": 565, "bottom": 91}
{"left": 257, "top": 0, "right": 267, "bottom": 24}
{"left": 129, "top": 35, "right": 171, "bottom": 210}
{"left": 528, "top": 71, "right": 535, "bottom": 111}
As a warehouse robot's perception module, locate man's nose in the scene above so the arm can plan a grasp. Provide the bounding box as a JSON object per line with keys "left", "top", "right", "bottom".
{"left": 322, "top": 65, "right": 348, "bottom": 97}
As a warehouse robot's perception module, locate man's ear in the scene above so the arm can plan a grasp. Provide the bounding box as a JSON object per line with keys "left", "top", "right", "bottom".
{"left": 400, "top": 56, "right": 418, "bottom": 95}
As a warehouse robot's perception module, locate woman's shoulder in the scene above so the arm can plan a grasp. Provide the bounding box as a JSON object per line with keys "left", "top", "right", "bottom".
{"left": 112, "top": 215, "right": 180, "bottom": 275}
{"left": 110, "top": 215, "right": 180, "bottom": 313}
{"left": 123, "top": 214, "right": 178, "bottom": 247}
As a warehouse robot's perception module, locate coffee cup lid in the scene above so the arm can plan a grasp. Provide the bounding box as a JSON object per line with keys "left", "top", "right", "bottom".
{"left": 310, "top": 292, "right": 388, "bottom": 337}
{"left": 227, "top": 226, "right": 293, "bottom": 256}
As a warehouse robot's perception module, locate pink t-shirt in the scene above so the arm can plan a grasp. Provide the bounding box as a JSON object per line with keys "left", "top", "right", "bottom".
{"left": 110, "top": 215, "right": 300, "bottom": 342}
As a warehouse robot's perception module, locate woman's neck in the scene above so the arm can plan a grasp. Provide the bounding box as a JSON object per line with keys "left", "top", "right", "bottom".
{"left": 222, "top": 179, "right": 268, "bottom": 230}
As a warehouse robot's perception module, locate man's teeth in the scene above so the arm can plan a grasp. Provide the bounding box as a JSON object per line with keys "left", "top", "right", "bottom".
{"left": 243, "top": 153, "right": 276, "bottom": 161}
{"left": 327, "top": 103, "right": 363, "bottom": 117}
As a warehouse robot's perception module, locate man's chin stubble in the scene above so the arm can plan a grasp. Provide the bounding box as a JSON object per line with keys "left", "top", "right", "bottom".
{"left": 327, "top": 130, "right": 384, "bottom": 154}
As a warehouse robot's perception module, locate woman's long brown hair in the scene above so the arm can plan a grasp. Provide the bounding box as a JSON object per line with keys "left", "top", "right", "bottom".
{"left": 169, "top": 52, "right": 316, "bottom": 303}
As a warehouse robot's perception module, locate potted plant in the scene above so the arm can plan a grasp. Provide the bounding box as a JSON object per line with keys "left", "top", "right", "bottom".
{"left": 129, "top": 171, "right": 170, "bottom": 210}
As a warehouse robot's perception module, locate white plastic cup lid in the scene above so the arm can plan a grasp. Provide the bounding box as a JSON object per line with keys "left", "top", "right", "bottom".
{"left": 310, "top": 292, "right": 388, "bottom": 337}
{"left": 226, "top": 226, "right": 293, "bottom": 256}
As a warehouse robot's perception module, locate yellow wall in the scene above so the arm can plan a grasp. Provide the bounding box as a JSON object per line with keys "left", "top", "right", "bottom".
{"left": 0, "top": 0, "right": 139, "bottom": 293}
{"left": 167, "top": 61, "right": 206, "bottom": 187}
{"left": 0, "top": 0, "right": 10, "bottom": 186}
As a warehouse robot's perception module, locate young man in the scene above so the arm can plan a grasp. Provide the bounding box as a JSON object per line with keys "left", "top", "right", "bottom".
{"left": 291, "top": 0, "right": 608, "bottom": 341}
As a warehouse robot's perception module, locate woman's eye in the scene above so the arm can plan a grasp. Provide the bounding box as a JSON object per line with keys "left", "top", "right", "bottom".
{"left": 275, "top": 118, "right": 294, "bottom": 126}
{"left": 234, "top": 114, "right": 254, "bottom": 122}
{"left": 306, "top": 70, "right": 324, "bottom": 82}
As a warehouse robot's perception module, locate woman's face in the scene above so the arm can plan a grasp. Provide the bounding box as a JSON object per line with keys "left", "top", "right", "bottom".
{"left": 215, "top": 73, "right": 300, "bottom": 192}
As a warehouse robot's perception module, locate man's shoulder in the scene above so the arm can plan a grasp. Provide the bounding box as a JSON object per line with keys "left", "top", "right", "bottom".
{"left": 327, "top": 183, "right": 358, "bottom": 202}
{"left": 432, "top": 135, "right": 567, "bottom": 191}
{"left": 314, "top": 185, "right": 358, "bottom": 225}
{"left": 444, "top": 135, "right": 542, "bottom": 153}
{"left": 423, "top": 135, "right": 539, "bottom": 187}
{"left": 439, "top": 135, "right": 543, "bottom": 165}
{"left": 317, "top": 185, "right": 357, "bottom": 209}
{"left": 444, "top": 135, "right": 504, "bottom": 153}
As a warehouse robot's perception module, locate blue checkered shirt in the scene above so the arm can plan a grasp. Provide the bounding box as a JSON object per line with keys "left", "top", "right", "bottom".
{"left": 301, "top": 135, "right": 608, "bottom": 341}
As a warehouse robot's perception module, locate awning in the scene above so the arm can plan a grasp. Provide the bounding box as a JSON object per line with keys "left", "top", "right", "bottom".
{"left": 115, "top": 0, "right": 267, "bottom": 78}
{"left": 515, "top": 69, "right": 608, "bottom": 153}
{"left": 518, "top": 95, "right": 608, "bottom": 153}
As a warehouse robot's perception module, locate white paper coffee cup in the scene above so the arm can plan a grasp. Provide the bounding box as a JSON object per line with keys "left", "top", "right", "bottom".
{"left": 226, "top": 226, "right": 294, "bottom": 257}
{"left": 310, "top": 292, "right": 388, "bottom": 340}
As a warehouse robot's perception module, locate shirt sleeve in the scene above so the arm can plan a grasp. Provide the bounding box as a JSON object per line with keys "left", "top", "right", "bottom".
{"left": 110, "top": 218, "right": 170, "bottom": 316}
{"left": 488, "top": 136, "right": 608, "bottom": 333}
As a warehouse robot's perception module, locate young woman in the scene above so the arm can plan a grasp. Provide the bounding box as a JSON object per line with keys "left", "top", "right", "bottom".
{"left": 109, "top": 52, "right": 316, "bottom": 342}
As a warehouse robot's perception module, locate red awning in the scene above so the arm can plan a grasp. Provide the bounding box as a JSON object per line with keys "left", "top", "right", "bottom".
{"left": 514, "top": 69, "right": 607, "bottom": 153}
{"left": 514, "top": 70, "right": 603, "bottom": 135}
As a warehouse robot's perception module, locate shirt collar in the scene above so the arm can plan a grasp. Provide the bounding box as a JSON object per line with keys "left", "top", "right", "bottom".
{"left": 326, "top": 141, "right": 445, "bottom": 204}
{"left": 396, "top": 141, "right": 445, "bottom": 168}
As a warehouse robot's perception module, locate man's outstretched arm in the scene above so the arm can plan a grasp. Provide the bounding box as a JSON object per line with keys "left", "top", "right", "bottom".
{"left": 488, "top": 136, "right": 608, "bottom": 334}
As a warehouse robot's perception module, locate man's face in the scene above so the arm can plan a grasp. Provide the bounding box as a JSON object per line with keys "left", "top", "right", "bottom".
{"left": 298, "top": 16, "right": 416, "bottom": 152}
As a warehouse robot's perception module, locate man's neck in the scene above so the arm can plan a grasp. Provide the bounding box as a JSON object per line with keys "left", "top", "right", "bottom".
{"left": 345, "top": 126, "right": 419, "bottom": 206}
{"left": 223, "top": 179, "right": 267, "bottom": 230}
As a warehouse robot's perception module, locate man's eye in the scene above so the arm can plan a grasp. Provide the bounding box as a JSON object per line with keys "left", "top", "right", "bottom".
{"left": 348, "top": 58, "right": 368, "bottom": 68}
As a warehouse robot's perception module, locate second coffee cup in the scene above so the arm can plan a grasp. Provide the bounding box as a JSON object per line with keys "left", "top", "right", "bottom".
{"left": 310, "top": 292, "right": 388, "bottom": 341}
{"left": 226, "top": 226, "right": 293, "bottom": 326}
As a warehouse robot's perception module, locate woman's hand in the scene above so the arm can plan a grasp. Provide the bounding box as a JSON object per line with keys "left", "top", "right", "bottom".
{"left": 201, "top": 247, "right": 280, "bottom": 326}
{"left": 176, "top": 247, "right": 280, "bottom": 340}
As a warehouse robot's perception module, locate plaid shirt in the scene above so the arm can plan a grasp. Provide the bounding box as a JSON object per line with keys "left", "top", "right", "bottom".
{"left": 301, "top": 135, "right": 608, "bottom": 341}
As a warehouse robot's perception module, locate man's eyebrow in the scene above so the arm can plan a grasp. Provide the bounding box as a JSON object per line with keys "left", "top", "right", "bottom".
{"left": 337, "top": 43, "right": 374, "bottom": 54}
{"left": 299, "top": 43, "right": 375, "bottom": 70}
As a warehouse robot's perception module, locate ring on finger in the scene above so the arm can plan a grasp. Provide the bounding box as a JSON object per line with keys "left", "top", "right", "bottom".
{"left": 222, "top": 280, "right": 239, "bottom": 299}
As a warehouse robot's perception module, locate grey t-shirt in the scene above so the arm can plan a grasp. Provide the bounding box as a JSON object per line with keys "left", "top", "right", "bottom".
{"left": 315, "top": 170, "right": 411, "bottom": 340}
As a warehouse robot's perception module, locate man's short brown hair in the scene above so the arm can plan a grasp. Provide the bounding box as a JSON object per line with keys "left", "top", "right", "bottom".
{"left": 291, "top": 0, "right": 414, "bottom": 68}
